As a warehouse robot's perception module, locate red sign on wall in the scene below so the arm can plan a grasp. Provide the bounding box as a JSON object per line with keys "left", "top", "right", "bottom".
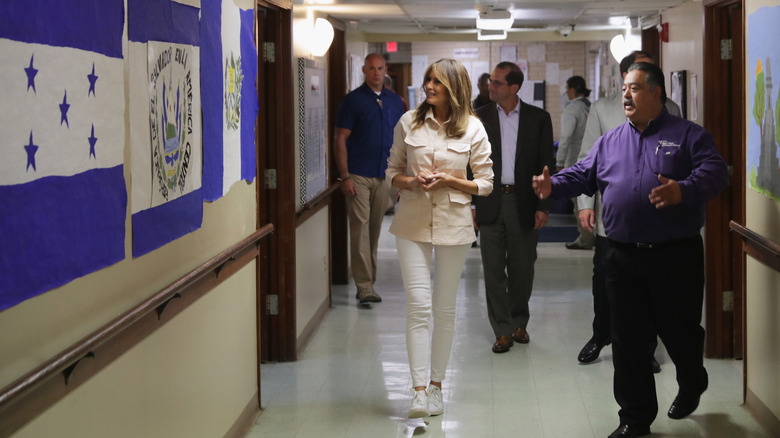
{"left": 386, "top": 41, "right": 397, "bottom": 53}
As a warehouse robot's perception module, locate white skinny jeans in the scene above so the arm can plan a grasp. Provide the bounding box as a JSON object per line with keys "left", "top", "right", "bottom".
{"left": 396, "top": 237, "right": 471, "bottom": 388}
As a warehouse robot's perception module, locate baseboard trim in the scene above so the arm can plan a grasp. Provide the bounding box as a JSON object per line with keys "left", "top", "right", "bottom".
{"left": 746, "top": 387, "right": 780, "bottom": 437}
{"left": 297, "top": 296, "right": 331, "bottom": 357}
{"left": 224, "top": 391, "right": 261, "bottom": 438}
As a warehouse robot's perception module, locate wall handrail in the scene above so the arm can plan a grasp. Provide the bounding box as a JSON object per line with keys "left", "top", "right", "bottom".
{"left": 0, "top": 223, "right": 274, "bottom": 437}
{"left": 296, "top": 183, "right": 339, "bottom": 226}
{"left": 729, "top": 220, "right": 780, "bottom": 273}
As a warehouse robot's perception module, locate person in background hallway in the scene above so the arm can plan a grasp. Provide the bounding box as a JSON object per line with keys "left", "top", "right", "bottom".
{"left": 384, "top": 74, "right": 409, "bottom": 112}
{"left": 575, "top": 51, "right": 682, "bottom": 370}
{"left": 472, "top": 72, "right": 492, "bottom": 109}
{"left": 533, "top": 62, "right": 727, "bottom": 438}
{"left": 474, "top": 62, "right": 554, "bottom": 353}
{"left": 386, "top": 58, "right": 493, "bottom": 418}
{"left": 335, "top": 53, "right": 405, "bottom": 304}
{"left": 556, "top": 75, "right": 593, "bottom": 250}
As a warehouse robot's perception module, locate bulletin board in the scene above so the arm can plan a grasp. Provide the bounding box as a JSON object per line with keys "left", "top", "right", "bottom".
{"left": 297, "top": 58, "right": 328, "bottom": 206}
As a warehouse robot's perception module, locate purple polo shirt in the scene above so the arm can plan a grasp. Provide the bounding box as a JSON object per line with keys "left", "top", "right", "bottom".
{"left": 551, "top": 107, "right": 728, "bottom": 243}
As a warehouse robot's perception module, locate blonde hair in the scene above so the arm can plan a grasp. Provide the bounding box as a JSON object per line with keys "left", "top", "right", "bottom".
{"left": 411, "top": 59, "right": 474, "bottom": 139}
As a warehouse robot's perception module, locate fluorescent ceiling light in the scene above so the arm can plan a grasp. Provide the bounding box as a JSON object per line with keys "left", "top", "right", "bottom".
{"left": 477, "top": 10, "right": 513, "bottom": 30}
{"left": 477, "top": 29, "right": 507, "bottom": 41}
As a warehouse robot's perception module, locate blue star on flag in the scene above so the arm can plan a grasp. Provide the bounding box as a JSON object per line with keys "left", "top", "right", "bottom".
{"left": 25, "top": 54, "right": 38, "bottom": 93}
{"left": 88, "top": 124, "right": 98, "bottom": 158}
{"left": 88, "top": 62, "right": 98, "bottom": 97}
{"left": 25, "top": 131, "right": 39, "bottom": 172}
{"left": 60, "top": 90, "right": 70, "bottom": 128}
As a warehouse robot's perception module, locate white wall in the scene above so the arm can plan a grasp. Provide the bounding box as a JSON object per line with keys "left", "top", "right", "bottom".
{"left": 296, "top": 209, "right": 331, "bottom": 340}
{"left": 660, "top": 1, "right": 705, "bottom": 125}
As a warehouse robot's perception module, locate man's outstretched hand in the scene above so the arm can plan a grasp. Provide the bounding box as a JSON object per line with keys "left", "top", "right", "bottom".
{"left": 649, "top": 174, "right": 682, "bottom": 209}
{"left": 532, "top": 166, "right": 552, "bottom": 200}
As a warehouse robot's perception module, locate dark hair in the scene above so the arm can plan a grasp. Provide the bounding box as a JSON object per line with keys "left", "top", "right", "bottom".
{"left": 495, "top": 61, "right": 524, "bottom": 89}
{"left": 478, "top": 72, "right": 491, "bottom": 84}
{"left": 627, "top": 62, "right": 667, "bottom": 104}
{"left": 619, "top": 50, "right": 654, "bottom": 75}
{"left": 566, "top": 76, "right": 590, "bottom": 97}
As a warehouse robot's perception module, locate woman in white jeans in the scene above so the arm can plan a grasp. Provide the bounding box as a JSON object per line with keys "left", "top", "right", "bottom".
{"left": 386, "top": 58, "right": 493, "bottom": 418}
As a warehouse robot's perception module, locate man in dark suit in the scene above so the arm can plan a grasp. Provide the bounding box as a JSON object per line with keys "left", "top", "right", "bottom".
{"left": 473, "top": 62, "right": 554, "bottom": 353}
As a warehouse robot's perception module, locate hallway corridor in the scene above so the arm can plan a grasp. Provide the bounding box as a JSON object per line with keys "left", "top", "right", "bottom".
{"left": 249, "top": 216, "right": 769, "bottom": 437}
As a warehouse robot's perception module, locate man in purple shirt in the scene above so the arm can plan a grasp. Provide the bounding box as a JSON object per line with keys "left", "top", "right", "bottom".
{"left": 533, "top": 63, "right": 727, "bottom": 438}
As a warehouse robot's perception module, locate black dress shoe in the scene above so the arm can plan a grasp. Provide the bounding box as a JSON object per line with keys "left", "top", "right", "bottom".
{"left": 668, "top": 393, "right": 701, "bottom": 419}
{"left": 565, "top": 241, "right": 592, "bottom": 250}
{"left": 607, "top": 423, "right": 651, "bottom": 438}
{"left": 578, "top": 339, "right": 608, "bottom": 363}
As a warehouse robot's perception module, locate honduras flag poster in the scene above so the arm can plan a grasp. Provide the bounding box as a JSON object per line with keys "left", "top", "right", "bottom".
{"left": 129, "top": 0, "right": 203, "bottom": 258}
{"left": 0, "top": 0, "right": 127, "bottom": 311}
{"left": 201, "top": 0, "right": 259, "bottom": 202}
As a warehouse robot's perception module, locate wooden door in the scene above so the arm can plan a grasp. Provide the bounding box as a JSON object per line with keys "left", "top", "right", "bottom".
{"left": 703, "top": 0, "right": 745, "bottom": 360}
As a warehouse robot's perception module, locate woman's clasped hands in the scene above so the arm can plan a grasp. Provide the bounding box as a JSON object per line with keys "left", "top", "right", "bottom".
{"left": 413, "top": 169, "right": 453, "bottom": 192}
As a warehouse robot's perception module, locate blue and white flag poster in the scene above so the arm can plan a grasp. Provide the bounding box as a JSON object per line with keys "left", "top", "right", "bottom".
{"left": 0, "top": 0, "right": 127, "bottom": 312}
{"left": 201, "top": 0, "right": 259, "bottom": 202}
{"left": 129, "top": 0, "right": 203, "bottom": 258}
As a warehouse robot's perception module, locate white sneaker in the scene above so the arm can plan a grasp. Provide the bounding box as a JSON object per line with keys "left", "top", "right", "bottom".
{"left": 408, "top": 390, "right": 429, "bottom": 418}
{"left": 427, "top": 386, "right": 444, "bottom": 416}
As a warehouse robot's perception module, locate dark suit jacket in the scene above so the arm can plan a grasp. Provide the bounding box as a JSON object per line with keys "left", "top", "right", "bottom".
{"left": 474, "top": 100, "right": 554, "bottom": 230}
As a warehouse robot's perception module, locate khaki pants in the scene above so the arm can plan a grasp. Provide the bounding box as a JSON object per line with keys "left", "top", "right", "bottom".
{"left": 345, "top": 175, "right": 389, "bottom": 290}
{"left": 573, "top": 197, "right": 595, "bottom": 248}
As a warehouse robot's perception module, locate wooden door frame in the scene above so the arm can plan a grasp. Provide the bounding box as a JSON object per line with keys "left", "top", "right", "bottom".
{"left": 702, "top": 0, "right": 746, "bottom": 362}
{"left": 256, "top": 0, "right": 297, "bottom": 364}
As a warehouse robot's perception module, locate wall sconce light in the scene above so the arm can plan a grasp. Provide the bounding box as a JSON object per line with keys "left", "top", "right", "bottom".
{"left": 310, "top": 18, "right": 334, "bottom": 57}
{"left": 609, "top": 33, "right": 641, "bottom": 64}
{"left": 477, "top": 29, "right": 507, "bottom": 41}
{"left": 477, "top": 9, "right": 513, "bottom": 30}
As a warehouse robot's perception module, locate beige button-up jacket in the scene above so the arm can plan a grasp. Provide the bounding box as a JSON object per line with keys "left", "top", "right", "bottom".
{"left": 386, "top": 110, "right": 494, "bottom": 245}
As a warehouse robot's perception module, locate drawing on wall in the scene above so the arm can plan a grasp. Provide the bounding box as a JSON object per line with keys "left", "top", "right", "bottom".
{"left": 747, "top": 6, "right": 780, "bottom": 201}
{"left": 129, "top": 0, "right": 203, "bottom": 258}
{"left": 0, "top": 0, "right": 127, "bottom": 311}
{"left": 201, "top": 0, "right": 259, "bottom": 202}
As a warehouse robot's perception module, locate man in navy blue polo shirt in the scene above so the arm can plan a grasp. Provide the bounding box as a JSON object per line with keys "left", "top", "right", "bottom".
{"left": 533, "top": 63, "right": 727, "bottom": 438}
{"left": 335, "top": 53, "right": 405, "bottom": 304}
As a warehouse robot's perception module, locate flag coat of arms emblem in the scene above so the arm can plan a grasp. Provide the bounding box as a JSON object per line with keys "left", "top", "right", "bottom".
{"left": 128, "top": 0, "right": 203, "bottom": 258}
{"left": 201, "top": 0, "right": 258, "bottom": 202}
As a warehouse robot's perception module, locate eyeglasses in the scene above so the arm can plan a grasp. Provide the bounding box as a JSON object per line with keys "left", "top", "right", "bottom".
{"left": 488, "top": 79, "right": 507, "bottom": 88}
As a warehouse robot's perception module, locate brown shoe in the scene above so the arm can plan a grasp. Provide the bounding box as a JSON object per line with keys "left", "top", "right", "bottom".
{"left": 492, "top": 335, "right": 513, "bottom": 353}
{"left": 512, "top": 328, "right": 530, "bottom": 344}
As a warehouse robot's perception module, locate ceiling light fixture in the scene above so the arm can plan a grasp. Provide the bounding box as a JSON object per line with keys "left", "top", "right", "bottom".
{"left": 477, "top": 29, "right": 507, "bottom": 41}
{"left": 476, "top": 9, "right": 514, "bottom": 30}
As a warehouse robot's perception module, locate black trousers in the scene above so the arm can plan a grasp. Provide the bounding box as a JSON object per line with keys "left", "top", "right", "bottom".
{"left": 604, "top": 236, "right": 709, "bottom": 427}
{"left": 591, "top": 236, "right": 659, "bottom": 354}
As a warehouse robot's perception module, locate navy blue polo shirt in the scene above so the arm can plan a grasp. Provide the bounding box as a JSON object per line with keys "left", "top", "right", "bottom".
{"left": 335, "top": 83, "right": 406, "bottom": 178}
